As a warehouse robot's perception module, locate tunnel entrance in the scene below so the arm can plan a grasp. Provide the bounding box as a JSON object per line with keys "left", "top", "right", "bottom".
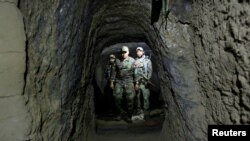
{"left": 93, "top": 42, "right": 165, "bottom": 135}
{"left": 18, "top": 0, "right": 213, "bottom": 140}
{"left": 13, "top": 0, "right": 250, "bottom": 140}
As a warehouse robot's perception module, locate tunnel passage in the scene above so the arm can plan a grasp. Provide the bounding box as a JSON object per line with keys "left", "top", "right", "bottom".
{"left": 94, "top": 42, "right": 164, "bottom": 133}
{"left": 19, "top": 0, "right": 204, "bottom": 140}
{"left": 9, "top": 0, "right": 249, "bottom": 141}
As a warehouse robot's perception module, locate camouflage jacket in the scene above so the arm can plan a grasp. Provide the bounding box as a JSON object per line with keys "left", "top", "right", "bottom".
{"left": 104, "top": 62, "right": 115, "bottom": 81}
{"left": 134, "top": 55, "right": 152, "bottom": 83}
{"left": 111, "top": 56, "right": 136, "bottom": 83}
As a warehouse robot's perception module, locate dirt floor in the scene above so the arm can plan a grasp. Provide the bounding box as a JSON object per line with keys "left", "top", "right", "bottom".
{"left": 92, "top": 110, "right": 165, "bottom": 141}
{"left": 90, "top": 132, "right": 161, "bottom": 141}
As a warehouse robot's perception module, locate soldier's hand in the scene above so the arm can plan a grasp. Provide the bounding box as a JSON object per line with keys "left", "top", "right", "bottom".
{"left": 135, "top": 84, "right": 140, "bottom": 91}
{"left": 110, "top": 82, "right": 114, "bottom": 90}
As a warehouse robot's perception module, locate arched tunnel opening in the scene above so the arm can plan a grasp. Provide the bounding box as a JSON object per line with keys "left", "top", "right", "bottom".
{"left": 1, "top": 0, "right": 250, "bottom": 141}
{"left": 94, "top": 42, "right": 164, "bottom": 134}
{"left": 20, "top": 0, "right": 177, "bottom": 139}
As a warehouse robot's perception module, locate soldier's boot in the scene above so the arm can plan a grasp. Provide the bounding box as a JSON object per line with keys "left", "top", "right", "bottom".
{"left": 114, "top": 116, "right": 121, "bottom": 121}
{"left": 123, "top": 114, "right": 132, "bottom": 123}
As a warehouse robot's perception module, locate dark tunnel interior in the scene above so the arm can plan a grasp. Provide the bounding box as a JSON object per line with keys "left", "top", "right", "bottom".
{"left": 1, "top": 0, "right": 249, "bottom": 141}
{"left": 94, "top": 42, "right": 164, "bottom": 122}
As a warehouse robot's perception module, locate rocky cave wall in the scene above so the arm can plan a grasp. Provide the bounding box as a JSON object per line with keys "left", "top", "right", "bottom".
{"left": 0, "top": 0, "right": 30, "bottom": 141}
{"left": 20, "top": 0, "right": 97, "bottom": 140}
{"left": 156, "top": 1, "right": 250, "bottom": 140}
{"left": 191, "top": 0, "right": 250, "bottom": 125}
{"left": 0, "top": 0, "right": 249, "bottom": 141}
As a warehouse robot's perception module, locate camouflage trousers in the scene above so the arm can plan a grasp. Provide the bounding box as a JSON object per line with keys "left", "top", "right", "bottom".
{"left": 136, "top": 83, "right": 150, "bottom": 111}
{"left": 113, "top": 82, "right": 135, "bottom": 115}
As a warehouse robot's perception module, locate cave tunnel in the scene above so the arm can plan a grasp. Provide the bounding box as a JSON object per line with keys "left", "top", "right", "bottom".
{"left": 94, "top": 42, "right": 164, "bottom": 133}
{"left": 0, "top": 0, "right": 250, "bottom": 141}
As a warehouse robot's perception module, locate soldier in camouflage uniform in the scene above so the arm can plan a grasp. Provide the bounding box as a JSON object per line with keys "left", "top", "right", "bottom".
{"left": 110, "top": 46, "right": 136, "bottom": 123}
{"left": 104, "top": 54, "right": 116, "bottom": 81}
{"left": 103, "top": 54, "right": 116, "bottom": 113}
{"left": 134, "top": 47, "right": 152, "bottom": 119}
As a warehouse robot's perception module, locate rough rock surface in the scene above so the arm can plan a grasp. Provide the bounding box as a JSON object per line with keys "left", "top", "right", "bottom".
{"left": 191, "top": 0, "right": 250, "bottom": 126}
{"left": 0, "top": 0, "right": 248, "bottom": 141}
{"left": 157, "top": 1, "right": 250, "bottom": 140}
{"left": 20, "top": 0, "right": 96, "bottom": 140}
{"left": 0, "top": 0, "right": 30, "bottom": 141}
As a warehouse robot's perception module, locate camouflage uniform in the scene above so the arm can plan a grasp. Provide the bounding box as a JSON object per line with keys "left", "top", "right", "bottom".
{"left": 104, "top": 62, "right": 115, "bottom": 81}
{"left": 111, "top": 56, "right": 136, "bottom": 117}
{"left": 104, "top": 54, "right": 116, "bottom": 81}
{"left": 103, "top": 54, "right": 116, "bottom": 113}
{"left": 134, "top": 55, "right": 152, "bottom": 112}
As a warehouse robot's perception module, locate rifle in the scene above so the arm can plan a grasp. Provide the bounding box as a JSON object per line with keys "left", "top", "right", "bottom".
{"left": 139, "top": 75, "right": 157, "bottom": 88}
